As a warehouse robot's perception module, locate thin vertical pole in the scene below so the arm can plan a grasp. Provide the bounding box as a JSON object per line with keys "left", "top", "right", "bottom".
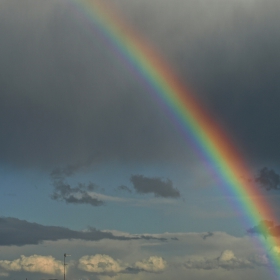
{"left": 64, "top": 253, "right": 66, "bottom": 280}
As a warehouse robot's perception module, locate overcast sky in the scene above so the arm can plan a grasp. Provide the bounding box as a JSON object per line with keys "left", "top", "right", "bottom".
{"left": 0, "top": 0, "right": 280, "bottom": 279}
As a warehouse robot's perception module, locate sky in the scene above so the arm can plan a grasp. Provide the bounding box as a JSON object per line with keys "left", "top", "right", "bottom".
{"left": 0, "top": 0, "right": 280, "bottom": 279}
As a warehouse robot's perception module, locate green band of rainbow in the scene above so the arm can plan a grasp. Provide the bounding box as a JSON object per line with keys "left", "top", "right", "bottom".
{"left": 72, "top": 0, "right": 280, "bottom": 275}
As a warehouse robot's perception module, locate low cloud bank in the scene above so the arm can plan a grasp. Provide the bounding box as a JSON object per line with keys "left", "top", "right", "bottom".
{"left": 0, "top": 217, "right": 166, "bottom": 246}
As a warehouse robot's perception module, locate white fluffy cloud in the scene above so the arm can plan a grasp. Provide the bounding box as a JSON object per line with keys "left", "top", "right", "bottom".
{"left": 135, "top": 256, "right": 167, "bottom": 272}
{"left": 184, "top": 250, "right": 253, "bottom": 270}
{"left": 78, "top": 254, "right": 167, "bottom": 274}
{"left": 0, "top": 255, "right": 64, "bottom": 275}
{"left": 78, "top": 254, "right": 124, "bottom": 273}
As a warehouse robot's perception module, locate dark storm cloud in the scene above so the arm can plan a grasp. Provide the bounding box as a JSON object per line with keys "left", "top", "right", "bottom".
{"left": 0, "top": 0, "right": 189, "bottom": 170}
{"left": 0, "top": 217, "right": 166, "bottom": 246}
{"left": 255, "top": 167, "right": 280, "bottom": 191}
{"left": 130, "top": 175, "right": 180, "bottom": 198}
{"left": 1, "top": 0, "right": 280, "bottom": 170}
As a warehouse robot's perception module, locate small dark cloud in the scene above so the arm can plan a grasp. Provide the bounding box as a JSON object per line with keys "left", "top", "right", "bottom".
{"left": 130, "top": 175, "right": 180, "bottom": 198}
{"left": 51, "top": 180, "right": 103, "bottom": 207}
{"left": 255, "top": 167, "right": 280, "bottom": 191}
{"left": 0, "top": 217, "right": 168, "bottom": 246}
{"left": 116, "top": 185, "right": 132, "bottom": 193}
{"left": 202, "top": 232, "right": 214, "bottom": 240}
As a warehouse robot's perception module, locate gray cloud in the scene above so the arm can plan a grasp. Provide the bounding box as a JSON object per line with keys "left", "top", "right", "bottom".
{"left": 130, "top": 175, "right": 180, "bottom": 198}
{"left": 50, "top": 164, "right": 105, "bottom": 206}
{"left": 0, "top": 217, "right": 167, "bottom": 246}
{"left": 255, "top": 167, "right": 280, "bottom": 191}
{"left": 51, "top": 180, "right": 104, "bottom": 206}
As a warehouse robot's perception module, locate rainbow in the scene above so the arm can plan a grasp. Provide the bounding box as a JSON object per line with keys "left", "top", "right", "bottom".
{"left": 71, "top": 0, "right": 280, "bottom": 275}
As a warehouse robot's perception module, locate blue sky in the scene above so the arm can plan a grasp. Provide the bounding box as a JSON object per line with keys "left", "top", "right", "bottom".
{"left": 0, "top": 0, "right": 280, "bottom": 279}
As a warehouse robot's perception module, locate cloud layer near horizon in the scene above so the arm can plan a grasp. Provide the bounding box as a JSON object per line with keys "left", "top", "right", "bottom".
{"left": 0, "top": 229, "right": 273, "bottom": 280}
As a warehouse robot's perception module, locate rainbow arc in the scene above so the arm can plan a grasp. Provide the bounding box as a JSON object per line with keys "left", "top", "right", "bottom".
{"left": 72, "top": 0, "right": 280, "bottom": 275}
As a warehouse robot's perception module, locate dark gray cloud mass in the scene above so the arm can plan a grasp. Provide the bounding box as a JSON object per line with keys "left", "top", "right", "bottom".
{"left": 0, "top": 0, "right": 280, "bottom": 170}
{"left": 0, "top": 217, "right": 166, "bottom": 246}
{"left": 130, "top": 175, "right": 180, "bottom": 198}
{"left": 0, "top": 0, "right": 187, "bottom": 169}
